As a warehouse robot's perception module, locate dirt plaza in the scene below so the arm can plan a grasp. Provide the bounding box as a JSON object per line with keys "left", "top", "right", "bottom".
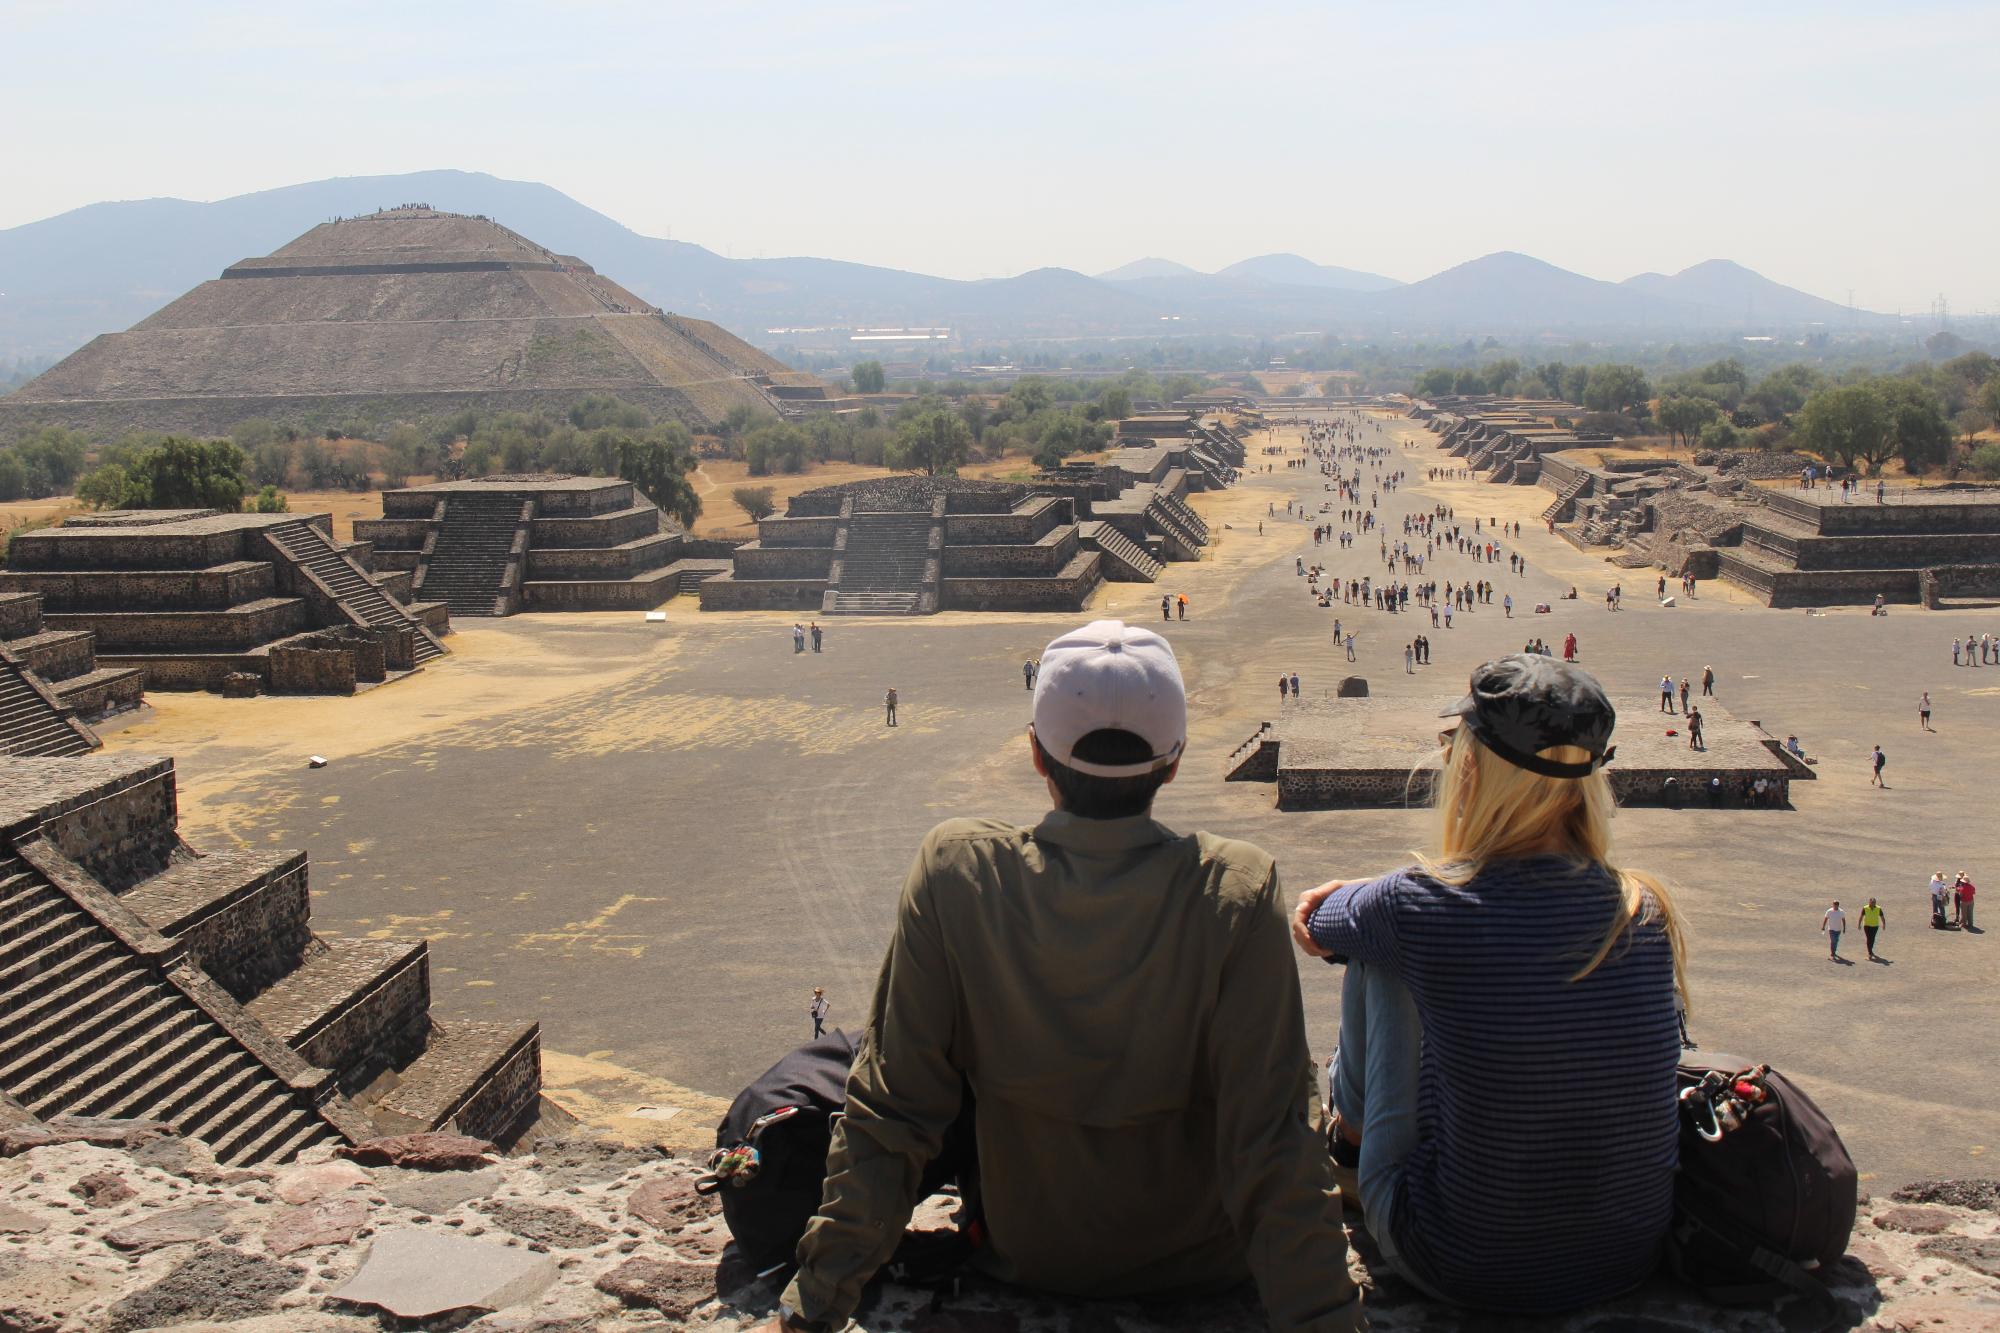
{"left": 98, "top": 413, "right": 2000, "bottom": 1188}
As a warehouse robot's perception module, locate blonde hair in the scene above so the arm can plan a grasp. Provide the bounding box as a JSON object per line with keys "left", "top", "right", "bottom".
{"left": 1418, "top": 729, "right": 1689, "bottom": 1005}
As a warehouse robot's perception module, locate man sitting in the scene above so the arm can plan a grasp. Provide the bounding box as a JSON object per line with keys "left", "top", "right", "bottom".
{"left": 767, "top": 620, "right": 1361, "bottom": 1333}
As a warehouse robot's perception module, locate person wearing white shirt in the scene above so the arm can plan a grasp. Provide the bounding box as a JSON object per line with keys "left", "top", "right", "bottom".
{"left": 1822, "top": 901, "right": 1848, "bottom": 961}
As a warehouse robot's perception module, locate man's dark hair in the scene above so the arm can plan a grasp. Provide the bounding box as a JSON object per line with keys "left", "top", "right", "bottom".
{"left": 1035, "top": 728, "right": 1171, "bottom": 820}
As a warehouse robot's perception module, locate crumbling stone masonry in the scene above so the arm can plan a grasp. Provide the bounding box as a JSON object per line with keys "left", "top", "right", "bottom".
{"left": 0, "top": 754, "right": 544, "bottom": 1163}
{"left": 1, "top": 510, "right": 447, "bottom": 693}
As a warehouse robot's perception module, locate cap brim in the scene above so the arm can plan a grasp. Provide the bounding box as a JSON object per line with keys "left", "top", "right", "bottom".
{"left": 1439, "top": 695, "right": 1476, "bottom": 721}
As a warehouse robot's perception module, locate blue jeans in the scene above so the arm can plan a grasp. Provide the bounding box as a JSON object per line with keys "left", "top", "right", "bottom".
{"left": 1330, "top": 960, "right": 1447, "bottom": 1298}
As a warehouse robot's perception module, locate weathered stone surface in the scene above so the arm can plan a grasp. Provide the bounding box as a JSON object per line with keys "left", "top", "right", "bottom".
{"left": 1873, "top": 1204, "right": 1958, "bottom": 1235}
{"left": 1893, "top": 1179, "right": 2000, "bottom": 1212}
{"left": 479, "top": 1201, "right": 613, "bottom": 1249}
{"left": 273, "top": 1158, "right": 372, "bottom": 1204}
{"left": 70, "top": 1170, "right": 136, "bottom": 1207}
{"left": 1336, "top": 675, "right": 1370, "bottom": 697}
{"left": 374, "top": 1165, "right": 506, "bottom": 1213}
{"left": 0, "top": 1252, "right": 120, "bottom": 1332}
{"left": 103, "top": 1202, "right": 234, "bottom": 1252}
{"left": 593, "top": 1256, "right": 717, "bottom": 1318}
{"left": 264, "top": 1197, "right": 369, "bottom": 1256}
{"left": 530, "top": 1137, "right": 662, "bottom": 1188}
{"left": 0, "top": 1202, "right": 46, "bottom": 1234}
{"left": 1916, "top": 1235, "right": 2000, "bottom": 1278}
{"left": 1869, "top": 1294, "right": 2000, "bottom": 1332}
{"left": 103, "top": 1246, "right": 305, "bottom": 1333}
{"left": 0, "top": 1118, "right": 172, "bottom": 1157}
{"left": 338, "top": 1132, "right": 497, "bottom": 1171}
{"left": 331, "top": 1228, "right": 558, "bottom": 1320}
{"left": 627, "top": 1172, "right": 719, "bottom": 1229}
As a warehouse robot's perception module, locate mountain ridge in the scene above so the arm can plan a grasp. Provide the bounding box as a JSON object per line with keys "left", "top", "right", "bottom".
{"left": 0, "top": 169, "right": 1882, "bottom": 360}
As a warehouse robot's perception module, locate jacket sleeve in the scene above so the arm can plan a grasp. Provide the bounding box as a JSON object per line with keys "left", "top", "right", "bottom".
{"left": 1209, "top": 865, "right": 1366, "bottom": 1333}
{"left": 783, "top": 844, "right": 962, "bottom": 1324}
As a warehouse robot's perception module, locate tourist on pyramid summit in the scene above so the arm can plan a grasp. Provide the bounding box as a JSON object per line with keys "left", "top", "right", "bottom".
{"left": 1294, "top": 654, "right": 1687, "bottom": 1316}
{"left": 770, "top": 620, "right": 1362, "bottom": 1333}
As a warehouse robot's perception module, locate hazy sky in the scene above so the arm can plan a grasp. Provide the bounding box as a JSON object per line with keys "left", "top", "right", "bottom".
{"left": 5, "top": 1, "right": 1996, "bottom": 314}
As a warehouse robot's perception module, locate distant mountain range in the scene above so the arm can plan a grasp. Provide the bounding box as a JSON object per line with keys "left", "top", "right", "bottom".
{"left": 0, "top": 169, "right": 1881, "bottom": 362}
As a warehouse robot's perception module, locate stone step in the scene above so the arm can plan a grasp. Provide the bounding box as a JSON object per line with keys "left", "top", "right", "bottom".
{"left": 245, "top": 938, "right": 430, "bottom": 1090}
{"left": 83, "top": 1027, "right": 234, "bottom": 1123}
{"left": 826, "top": 591, "right": 920, "bottom": 615}
{"left": 209, "top": 1088, "right": 313, "bottom": 1166}
{"left": 0, "top": 659, "right": 93, "bottom": 758}
{"left": 267, "top": 521, "right": 447, "bottom": 664}
{"left": 15, "top": 989, "right": 186, "bottom": 1110}
{"left": 366, "top": 1020, "right": 539, "bottom": 1141}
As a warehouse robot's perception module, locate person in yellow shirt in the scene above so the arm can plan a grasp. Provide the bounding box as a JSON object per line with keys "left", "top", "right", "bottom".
{"left": 1859, "top": 898, "right": 1886, "bottom": 962}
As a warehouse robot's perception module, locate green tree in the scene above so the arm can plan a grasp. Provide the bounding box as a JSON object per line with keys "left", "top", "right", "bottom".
{"left": 888, "top": 407, "right": 971, "bottom": 476}
{"left": 1097, "top": 386, "right": 1132, "bottom": 421}
{"left": 851, "top": 360, "right": 887, "bottom": 394}
{"left": 1984, "top": 376, "right": 2000, "bottom": 432}
{"left": 121, "top": 438, "right": 248, "bottom": 510}
{"left": 615, "top": 434, "right": 702, "bottom": 528}
{"left": 1795, "top": 384, "right": 1892, "bottom": 472}
{"left": 1657, "top": 395, "right": 1720, "bottom": 450}
{"left": 0, "top": 453, "right": 26, "bottom": 502}
{"left": 743, "top": 423, "right": 809, "bottom": 476}
{"left": 251, "top": 485, "right": 290, "bottom": 513}
{"left": 731, "top": 485, "right": 776, "bottom": 522}
{"left": 1879, "top": 378, "right": 1952, "bottom": 474}
{"left": 75, "top": 463, "right": 129, "bottom": 510}
{"left": 1414, "top": 368, "right": 1456, "bottom": 397}
{"left": 1744, "top": 364, "right": 1825, "bottom": 423}
{"left": 1697, "top": 419, "right": 1744, "bottom": 452}
{"left": 1582, "top": 364, "right": 1652, "bottom": 415}
{"left": 1969, "top": 443, "right": 2000, "bottom": 481}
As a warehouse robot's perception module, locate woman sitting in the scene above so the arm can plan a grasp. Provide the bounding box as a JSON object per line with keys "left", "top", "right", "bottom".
{"left": 1293, "top": 655, "right": 1686, "bottom": 1315}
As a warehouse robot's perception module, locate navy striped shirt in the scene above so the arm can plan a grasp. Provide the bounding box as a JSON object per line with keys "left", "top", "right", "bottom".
{"left": 1309, "top": 856, "right": 1678, "bottom": 1313}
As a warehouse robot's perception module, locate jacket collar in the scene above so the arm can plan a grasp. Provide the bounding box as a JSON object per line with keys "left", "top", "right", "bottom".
{"left": 1031, "top": 809, "right": 1177, "bottom": 854}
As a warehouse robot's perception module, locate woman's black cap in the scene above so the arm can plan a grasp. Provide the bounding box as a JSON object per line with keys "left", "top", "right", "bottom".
{"left": 1441, "top": 654, "right": 1617, "bottom": 779}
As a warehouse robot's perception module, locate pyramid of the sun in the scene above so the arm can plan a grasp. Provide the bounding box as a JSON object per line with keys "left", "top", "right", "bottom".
{"left": 0, "top": 208, "right": 810, "bottom": 435}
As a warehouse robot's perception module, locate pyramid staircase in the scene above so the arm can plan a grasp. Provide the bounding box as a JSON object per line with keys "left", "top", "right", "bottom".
{"left": 1080, "top": 522, "right": 1166, "bottom": 582}
{"left": 1143, "top": 494, "right": 1205, "bottom": 560}
{"left": 417, "top": 496, "right": 533, "bottom": 617}
{"left": 1543, "top": 476, "right": 1589, "bottom": 523}
{"left": 1157, "top": 490, "right": 1209, "bottom": 543}
{"left": 265, "top": 522, "right": 447, "bottom": 665}
{"left": 826, "top": 509, "right": 936, "bottom": 616}
{"left": 0, "top": 655, "right": 95, "bottom": 757}
{"left": 0, "top": 849, "right": 340, "bottom": 1165}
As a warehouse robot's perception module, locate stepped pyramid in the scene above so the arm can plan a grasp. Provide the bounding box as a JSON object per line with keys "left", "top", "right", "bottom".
{"left": 0, "top": 208, "right": 815, "bottom": 436}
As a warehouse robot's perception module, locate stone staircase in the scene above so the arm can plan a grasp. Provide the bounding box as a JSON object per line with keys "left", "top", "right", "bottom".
{"left": 1143, "top": 495, "right": 1204, "bottom": 560}
{"left": 0, "top": 655, "right": 93, "bottom": 757}
{"left": 826, "top": 510, "right": 934, "bottom": 616}
{"left": 265, "top": 521, "right": 448, "bottom": 665}
{"left": 1157, "top": 490, "right": 1209, "bottom": 543}
{"left": 1080, "top": 522, "right": 1166, "bottom": 582}
{"left": 0, "top": 851, "right": 339, "bottom": 1165}
{"left": 1542, "top": 476, "right": 1589, "bottom": 523}
{"left": 418, "top": 496, "right": 531, "bottom": 617}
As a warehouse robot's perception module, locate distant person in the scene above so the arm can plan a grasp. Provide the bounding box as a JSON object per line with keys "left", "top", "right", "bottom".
{"left": 1956, "top": 873, "right": 1976, "bottom": 930}
{"left": 809, "top": 987, "right": 829, "bottom": 1038}
{"left": 1871, "top": 745, "right": 1887, "bottom": 788}
{"left": 810, "top": 622, "right": 823, "bottom": 653}
{"left": 1162, "top": 594, "right": 1172, "bottom": 622}
{"left": 1859, "top": 899, "right": 1885, "bottom": 961}
{"left": 1659, "top": 675, "right": 1675, "bottom": 713}
{"left": 1930, "top": 871, "right": 1951, "bottom": 929}
{"left": 1678, "top": 677, "right": 1691, "bottom": 713}
{"left": 885, "top": 687, "right": 898, "bottom": 728}
{"left": 1686, "top": 706, "right": 1704, "bottom": 751}
{"left": 1701, "top": 665, "right": 1715, "bottom": 697}
{"left": 1919, "top": 692, "right": 1933, "bottom": 731}
{"left": 1024, "top": 659, "right": 1037, "bottom": 691}
{"left": 793, "top": 623, "right": 807, "bottom": 654}
{"left": 1177, "top": 593, "right": 1189, "bottom": 621}
{"left": 1822, "top": 901, "right": 1848, "bottom": 961}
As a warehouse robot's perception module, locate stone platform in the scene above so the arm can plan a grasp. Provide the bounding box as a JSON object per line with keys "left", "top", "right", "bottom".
{"left": 0, "top": 754, "right": 543, "bottom": 1164}
{"left": 1228, "top": 695, "right": 1798, "bottom": 809}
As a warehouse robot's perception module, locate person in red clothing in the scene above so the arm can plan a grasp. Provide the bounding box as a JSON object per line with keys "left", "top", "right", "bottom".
{"left": 1953, "top": 873, "right": 1977, "bottom": 930}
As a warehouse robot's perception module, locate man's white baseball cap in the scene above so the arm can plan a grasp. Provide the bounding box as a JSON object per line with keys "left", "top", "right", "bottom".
{"left": 1031, "top": 619, "right": 1186, "bottom": 777}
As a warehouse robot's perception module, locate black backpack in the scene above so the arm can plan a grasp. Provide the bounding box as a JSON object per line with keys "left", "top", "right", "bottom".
{"left": 696, "top": 1030, "right": 978, "bottom": 1276}
{"left": 1666, "top": 1057, "right": 1856, "bottom": 1311}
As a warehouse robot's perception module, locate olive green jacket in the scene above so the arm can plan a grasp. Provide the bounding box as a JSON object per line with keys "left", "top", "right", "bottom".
{"left": 783, "top": 811, "right": 1363, "bottom": 1332}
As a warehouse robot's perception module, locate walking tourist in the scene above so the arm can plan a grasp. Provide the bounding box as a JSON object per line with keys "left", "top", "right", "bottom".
{"left": 1954, "top": 872, "right": 1977, "bottom": 929}
{"left": 1293, "top": 653, "right": 1687, "bottom": 1316}
{"left": 793, "top": 623, "right": 807, "bottom": 653}
{"left": 771, "top": 619, "right": 1362, "bottom": 1333}
{"left": 1920, "top": 692, "right": 1933, "bottom": 731}
{"left": 1162, "top": 594, "right": 1172, "bottom": 622}
{"left": 1659, "top": 675, "right": 1675, "bottom": 713}
{"left": 1678, "top": 677, "right": 1690, "bottom": 713}
{"left": 1686, "top": 706, "right": 1704, "bottom": 750}
{"left": 1931, "top": 871, "right": 1951, "bottom": 928}
{"left": 810, "top": 622, "right": 823, "bottom": 653}
{"left": 1871, "top": 745, "right": 1887, "bottom": 788}
{"left": 884, "top": 687, "right": 898, "bottom": 727}
{"left": 1822, "top": 901, "right": 1848, "bottom": 961}
{"left": 1860, "top": 899, "right": 1885, "bottom": 960}
{"left": 1177, "top": 593, "right": 1189, "bottom": 621}
{"left": 1023, "top": 660, "right": 1037, "bottom": 691}
{"left": 1701, "top": 665, "right": 1714, "bottom": 697}
{"left": 809, "top": 987, "right": 829, "bottom": 1038}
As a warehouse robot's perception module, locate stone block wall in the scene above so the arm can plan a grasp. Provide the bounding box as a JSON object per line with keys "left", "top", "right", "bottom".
{"left": 172, "top": 868, "right": 316, "bottom": 1002}
{"left": 698, "top": 577, "right": 828, "bottom": 610}
{"left": 109, "top": 652, "right": 269, "bottom": 691}
{"left": 9, "top": 528, "right": 247, "bottom": 571}
{"left": 521, "top": 575, "right": 679, "bottom": 610}
{"left": 1921, "top": 565, "right": 2000, "bottom": 605}
{"left": 528, "top": 508, "right": 663, "bottom": 550}
{"left": 269, "top": 646, "right": 356, "bottom": 695}
{"left": 450, "top": 1027, "right": 543, "bottom": 1143}
{"left": 0, "top": 564, "right": 275, "bottom": 611}
{"left": 1761, "top": 491, "right": 2000, "bottom": 536}
{"left": 59, "top": 600, "right": 309, "bottom": 652}
{"left": 31, "top": 759, "right": 183, "bottom": 892}
{"left": 754, "top": 516, "right": 841, "bottom": 547}
{"left": 942, "top": 527, "right": 1079, "bottom": 577}
{"left": 296, "top": 952, "right": 433, "bottom": 1094}
{"left": 940, "top": 554, "right": 1103, "bottom": 611}
{"left": 731, "top": 544, "right": 835, "bottom": 579}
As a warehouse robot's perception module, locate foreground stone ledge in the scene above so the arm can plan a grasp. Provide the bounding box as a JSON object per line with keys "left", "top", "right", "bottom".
{"left": 0, "top": 1132, "right": 1994, "bottom": 1331}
